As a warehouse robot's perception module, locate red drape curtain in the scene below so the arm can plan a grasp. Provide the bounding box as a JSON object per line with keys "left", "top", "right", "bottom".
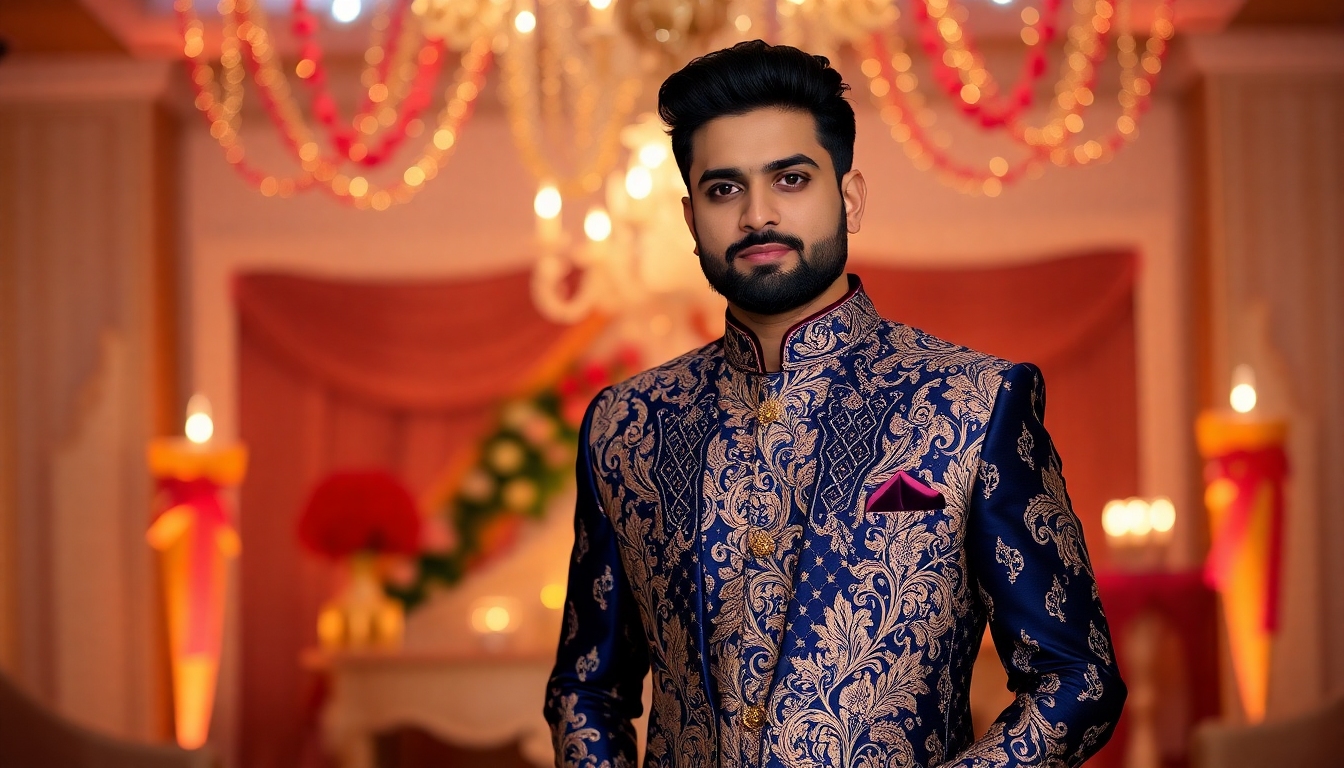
{"left": 235, "top": 252, "right": 1138, "bottom": 765}
{"left": 236, "top": 272, "right": 573, "bottom": 767}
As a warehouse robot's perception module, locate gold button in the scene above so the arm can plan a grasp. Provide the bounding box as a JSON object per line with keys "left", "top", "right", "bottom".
{"left": 756, "top": 398, "right": 783, "bottom": 425}
{"left": 748, "top": 529, "right": 774, "bottom": 559}
{"left": 741, "top": 704, "right": 766, "bottom": 729}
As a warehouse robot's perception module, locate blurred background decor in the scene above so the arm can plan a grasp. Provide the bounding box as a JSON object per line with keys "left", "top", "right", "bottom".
{"left": 299, "top": 469, "right": 422, "bottom": 650}
{"left": 2, "top": 1, "right": 1343, "bottom": 767}
{"left": 147, "top": 394, "right": 248, "bottom": 749}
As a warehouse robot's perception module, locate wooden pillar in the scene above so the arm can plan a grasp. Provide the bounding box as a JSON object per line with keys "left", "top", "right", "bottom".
{"left": 0, "top": 55, "right": 179, "bottom": 742}
{"left": 1186, "top": 30, "right": 1344, "bottom": 719}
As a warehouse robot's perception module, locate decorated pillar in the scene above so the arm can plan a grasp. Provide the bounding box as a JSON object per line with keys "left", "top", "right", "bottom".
{"left": 147, "top": 395, "right": 247, "bottom": 749}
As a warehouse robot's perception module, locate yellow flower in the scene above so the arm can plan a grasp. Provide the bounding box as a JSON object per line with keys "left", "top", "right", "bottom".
{"left": 488, "top": 439, "right": 525, "bottom": 474}
{"left": 502, "top": 478, "right": 538, "bottom": 511}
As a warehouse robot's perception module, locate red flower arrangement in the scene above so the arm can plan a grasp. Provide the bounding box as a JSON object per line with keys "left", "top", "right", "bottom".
{"left": 298, "top": 470, "right": 422, "bottom": 559}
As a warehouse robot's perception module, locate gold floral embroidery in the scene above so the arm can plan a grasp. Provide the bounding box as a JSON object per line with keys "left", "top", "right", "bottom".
{"left": 1046, "top": 575, "right": 1068, "bottom": 622}
{"left": 576, "top": 647, "right": 600, "bottom": 682}
{"left": 1017, "top": 422, "right": 1035, "bottom": 469}
{"left": 1077, "top": 664, "right": 1104, "bottom": 701}
{"left": 1024, "top": 456, "right": 1092, "bottom": 576}
{"left": 995, "top": 537, "right": 1024, "bottom": 584}
{"left": 1088, "top": 622, "right": 1113, "bottom": 666}
{"left": 593, "top": 565, "right": 614, "bottom": 610}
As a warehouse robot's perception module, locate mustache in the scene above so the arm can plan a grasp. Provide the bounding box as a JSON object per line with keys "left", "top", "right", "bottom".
{"left": 724, "top": 230, "right": 806, "bottom": 262}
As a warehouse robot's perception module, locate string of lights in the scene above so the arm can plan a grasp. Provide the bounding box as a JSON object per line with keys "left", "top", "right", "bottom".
{"left": 178, "top": 0, "right": 492, "bottom": 208}
{"left": 859, "top": 0, "right": 1173, "bottom": 195}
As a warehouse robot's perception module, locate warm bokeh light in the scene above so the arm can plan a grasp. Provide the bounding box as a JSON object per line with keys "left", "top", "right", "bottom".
{"left": 1230, "top": 364, "right": 1258, "bottom": 413}
{"left": 534, "top": 185, "right": 562, "bottom": 219}
{"left": 184, "top": 394, "right": 214, "bottom": 444}
{"left": 589, "top": 0, "right": 612, "bottom": 9}
{"left": 584, "top": 208, "right": 612, "bottom": 242}
{"left": 1150, "top": 497, "right": 1176, "bottom": 532}
{"left": 540, "top": 582, "right": 566, "bottom": 610}
{"left": 484, "top": 606, "right": 510, "bottom": 632}
{"left": 638, "top": 142, "right": 669, "bottom": 169}
{"left": 625, "top": 165, "right": 653, "bottom": 199}
{"left": 331, "top": 0, "right": 362, "bottom": 24}
{"left": 514, "top": 10, "right": 537, "bottom": 34}
{"left": 470, "top": 598, "right": 519, "bottom": 635}
{"left": 1103, "top": 496, "right": 1178, "bottom": 546}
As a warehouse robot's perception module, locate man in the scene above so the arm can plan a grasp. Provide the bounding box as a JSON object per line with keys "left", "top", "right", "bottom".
{"left": 545, "top": 41, "right": 1125, "bottom": 768}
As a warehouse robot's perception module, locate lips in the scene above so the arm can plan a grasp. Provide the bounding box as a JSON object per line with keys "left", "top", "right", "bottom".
{"left": 735, "top": 243, "right": 794, "bottom": 261}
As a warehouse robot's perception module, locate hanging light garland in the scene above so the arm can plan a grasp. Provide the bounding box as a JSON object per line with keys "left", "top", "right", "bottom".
{"left": 179, "top": 0, "right": 1178, "bottom": 209}
{"left": 177, "top": 0, "right": 494, "bottom": 209}
{"left": 858, "top": 0, "right": 1174, "bottom": 196}
{"left": 290, "top": 0, "right": 448, "bottom": 167}
{"left": 501, "top": 0, "right": 643, "bottom": 201}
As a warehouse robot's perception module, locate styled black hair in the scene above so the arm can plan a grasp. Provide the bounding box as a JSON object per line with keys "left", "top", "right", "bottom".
{"left": 658, "top": 40, "right": 856, "bottom": 187}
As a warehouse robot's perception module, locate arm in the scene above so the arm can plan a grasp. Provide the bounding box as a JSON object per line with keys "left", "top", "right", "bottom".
{"left": 544, "top": 397, "right": 649, "bottom": 767}
{"left": 944, "top": 363, "right": 1126, "bottom": 767}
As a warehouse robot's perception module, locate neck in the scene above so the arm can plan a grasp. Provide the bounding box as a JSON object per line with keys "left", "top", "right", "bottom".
{"left": 728, "top": 274, "right": 851, "bottom": 372}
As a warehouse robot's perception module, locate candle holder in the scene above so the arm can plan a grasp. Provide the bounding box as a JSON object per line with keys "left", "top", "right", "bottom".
{"left": 1196, "top": 364, "right": 1288, "bottom": 723}
{"left": 146, "top": 394, "right": 247, "bottom": 749}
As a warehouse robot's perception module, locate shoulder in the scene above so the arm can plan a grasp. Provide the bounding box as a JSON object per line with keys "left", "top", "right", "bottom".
{"left": 870, "top": 318, "right": 1017, "bottom": 379}
{"left": 604, "top": 341, "right": 721, "bottom": 403}
{"left": 585, "top": 341, "right": 722, "bottom": 445}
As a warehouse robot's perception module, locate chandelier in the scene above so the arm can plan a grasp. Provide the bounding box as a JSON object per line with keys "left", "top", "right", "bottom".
{"left": 177, "top": 0, "right": 1176, "bottom": 321}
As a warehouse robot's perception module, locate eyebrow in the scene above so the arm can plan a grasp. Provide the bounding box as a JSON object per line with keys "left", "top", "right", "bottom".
{"left": 697, "top": 153, "right": 821, "bottom": 187}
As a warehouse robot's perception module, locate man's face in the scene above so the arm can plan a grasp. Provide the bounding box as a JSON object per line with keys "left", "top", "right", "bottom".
{"left": 682, "top": 107, "right": 864, "bottom": 316}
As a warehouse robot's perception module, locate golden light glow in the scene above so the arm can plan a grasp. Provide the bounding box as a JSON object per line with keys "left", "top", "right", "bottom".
{"left": 734, "top": 14, "right": 752, "bottom": 32}
{"left": 184, "top": 394, "right": 214, "bottom": 444}
{"left": 624, "top": 165, "right": 653, "bottom": 199}
{"left": 534, "top": 185, "right": 562, "bottom": 219}
{"left": 1150, "top": 498, "right": 1176, "bottom": 533}
{"left": 1230, "top": 364, "right": 1257, "bottom": 414}
{"left": 584, "top": 207, "right": 612, "bottom": 242}
{"left": 540, "top": 582, "right": 566, "bottom": 609}
{"left": 514, "top": 10, "right": 537, "bottom": 33}
{"left": 589, "top": 0, "right": 612, "bottom": 8}
{"left": 989, "top": 156, "right": 1009, "bottom": 177}
{"left": 1103, "top": 497, "right": 1178, "bottom": 543}
{"left": 637, "top": 142, "right": 669, "bottom": 169}
{"left": 470, "top": 598, "right": 518, "bottom": 634}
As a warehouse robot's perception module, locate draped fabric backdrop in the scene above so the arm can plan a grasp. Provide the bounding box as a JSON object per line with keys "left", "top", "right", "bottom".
{"left": 236, "top": 251, "right": 1137, "bottom": 766}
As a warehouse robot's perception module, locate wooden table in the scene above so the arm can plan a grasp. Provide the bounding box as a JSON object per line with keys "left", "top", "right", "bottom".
{"left": 304, "top": 649, "right": 557, "bottom": 768}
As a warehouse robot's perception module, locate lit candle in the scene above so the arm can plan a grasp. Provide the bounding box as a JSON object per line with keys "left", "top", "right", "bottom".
{"left": 146, "top": 394, "right": 248, "bottom": 749}
{"left": 1196, "top": 365, "right": 1288, "bottom": 723}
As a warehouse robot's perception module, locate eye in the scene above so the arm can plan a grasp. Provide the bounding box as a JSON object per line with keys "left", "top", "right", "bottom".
{"left": 706, "top": 183, "right": 739, "bottom": 198}
{"left": 778, "top": 172, "right": 809, "bottom": 188}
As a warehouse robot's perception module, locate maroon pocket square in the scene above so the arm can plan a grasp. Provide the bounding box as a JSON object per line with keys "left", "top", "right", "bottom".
{"left": 866, "top": 471, "right": 946, "bottom": 512}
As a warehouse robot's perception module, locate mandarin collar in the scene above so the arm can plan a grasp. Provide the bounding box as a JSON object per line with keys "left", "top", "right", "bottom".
{"left": 722, "top": 275, "right": 881, "bottom": 374}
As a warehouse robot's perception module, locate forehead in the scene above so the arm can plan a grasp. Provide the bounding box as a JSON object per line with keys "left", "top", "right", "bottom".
{"left": 689, "top": 107, "right": 832, "bottom": 175}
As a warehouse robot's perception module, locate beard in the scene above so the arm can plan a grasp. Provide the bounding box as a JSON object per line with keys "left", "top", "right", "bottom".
{"left": 697, "top": 212, "right": 848, "bottom": 316}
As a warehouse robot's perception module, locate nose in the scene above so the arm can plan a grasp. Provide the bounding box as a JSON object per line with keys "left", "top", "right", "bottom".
{"left": 739, "top": 185, "right": 780, "bottom": 232}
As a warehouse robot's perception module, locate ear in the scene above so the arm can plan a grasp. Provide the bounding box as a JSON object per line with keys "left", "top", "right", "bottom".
{"left": 682, "top": 195, "right": 700, "bottom": 256}
{"left": 840, "top": 169, "right": 867, "bottom": 234}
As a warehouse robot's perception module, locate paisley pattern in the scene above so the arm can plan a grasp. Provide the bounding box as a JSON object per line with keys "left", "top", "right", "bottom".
{"left": 545, "top": 277, "right": 1126, "bottom": 767}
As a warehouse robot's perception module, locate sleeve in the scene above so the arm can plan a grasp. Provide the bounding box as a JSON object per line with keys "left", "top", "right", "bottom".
{"left": 543, "top": 395, "right": 650, "bottom": 767}
{"left": 942, "top": 363, "right": 1126, "bottom": 767}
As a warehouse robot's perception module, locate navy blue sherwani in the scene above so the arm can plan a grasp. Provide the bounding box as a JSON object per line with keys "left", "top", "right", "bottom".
{"left": 545, "top": 276, "right": 1125, "bottom": 767}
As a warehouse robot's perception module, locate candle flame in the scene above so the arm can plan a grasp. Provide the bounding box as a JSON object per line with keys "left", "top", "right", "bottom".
{"left": 185, "top": 394, "right": 214, "bottom": 444}
{"left": 1230, "top": 364, "right": 1257, "bottom": 414}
